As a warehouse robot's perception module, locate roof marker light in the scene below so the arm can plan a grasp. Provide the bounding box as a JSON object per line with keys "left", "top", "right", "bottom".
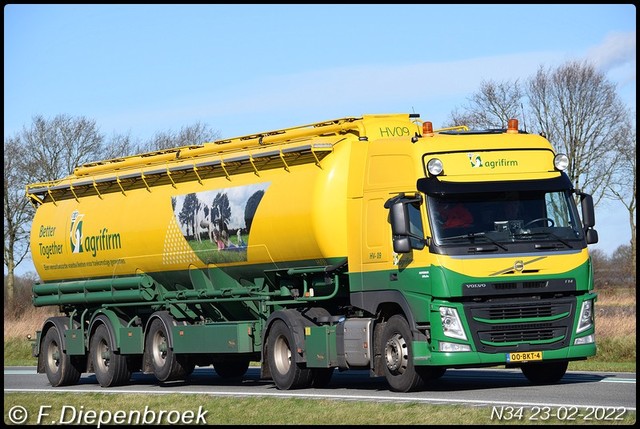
{"left": 507, "top": 119, "right": 518, "bottom": 134}
{"left": 423, "top": 121, "right": 434, "bottom": 136}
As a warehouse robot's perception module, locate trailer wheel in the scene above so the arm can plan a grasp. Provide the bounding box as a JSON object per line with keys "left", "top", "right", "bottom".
{"left": 267, "top": 319, "right": 312, "bottom": 390}
{"left": 521, "top": 361, "right": 568, "bottom": 385}
{"left": 145, "top": 318, "right": 190, "bottom": 382}
{"left": 382, "top": 315, "right": 424, "bottom": 392}
{"left": 214, "top": 359, "right": 250, "bottom": 379}
{"left": 90, "top": 324, "right": 130, "bottom": 387}
{"left": 42, "top": 326, "right": 81, "bottom": 387}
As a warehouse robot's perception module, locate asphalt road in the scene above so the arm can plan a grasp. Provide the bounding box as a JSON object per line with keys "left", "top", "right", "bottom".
{"left": 4, "top": 366, "right": 636, "bottom": 412}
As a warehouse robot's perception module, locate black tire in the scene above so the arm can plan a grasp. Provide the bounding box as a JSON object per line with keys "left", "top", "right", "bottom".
{"left": 310, "top": 368, "right": 334, "bottom": 388}
{"left": 521, "top": 361, "right": 568, "bottom": 385}
{"left": 145, "top": 318, "right": 190, "bottom": 382}
{"left": 267, "top": 319, "right": 312, "bottom": 390}
{"left": 214, "top": 359, "right": 250, "bottom": 379}
{"left": 42, "top": 326, "right": 81, "bottom": 387}
{"left": 381, "top": 315, "right": 424, "bottom": 392}
{"left": 181, "top": 357, "right": 196, "bottom": 377}
{"left": 90, "top": 324, "right": 130, "bottom": 387}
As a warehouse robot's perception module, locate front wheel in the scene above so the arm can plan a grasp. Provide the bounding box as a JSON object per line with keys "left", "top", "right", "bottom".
{"left": 521, "top": 361, "right": 568, "bottom": 384}
{"left": 381, "top": 315, "right": 424, "bottom": 392}
{"left": 267, "top": 319, "right": 312, "bottom": 390}
{"left": 42, "top": 326, "right": 81, "bottom": 387}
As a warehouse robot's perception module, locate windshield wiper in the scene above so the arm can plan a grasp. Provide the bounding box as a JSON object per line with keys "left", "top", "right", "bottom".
{"left": 513, "top": 231, "right": 573, "bottom": 248}
{"left": 440, "top": 232, "right": 508, "bottom": 251}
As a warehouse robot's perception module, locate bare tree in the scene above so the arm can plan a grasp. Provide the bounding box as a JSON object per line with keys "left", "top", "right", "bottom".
{"left": 4, "top": 136, "right": 34, "bottom": 304}
{"left": 604, "top": 110, "right": 636, "bottom": 277}
{"left": 20, "top": 114, "right": 105, "bottom": 182}
{"left": 527, "top": 61, "right": 627, "bottom": 206}
{"left": 447, "top": 79, "right": 525, "bottom": 129}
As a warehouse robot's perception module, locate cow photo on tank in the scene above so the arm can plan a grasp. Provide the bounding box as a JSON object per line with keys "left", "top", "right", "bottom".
{"left": 171, "top": 182, "right": 270, "bottom": 264}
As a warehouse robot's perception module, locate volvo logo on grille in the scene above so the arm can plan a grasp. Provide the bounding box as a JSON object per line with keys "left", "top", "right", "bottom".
{"left": 465, "top": 283, "right": 487, "bottom": 289}
{"left": 514, "top": 260, "right": 525, "bottom": 272}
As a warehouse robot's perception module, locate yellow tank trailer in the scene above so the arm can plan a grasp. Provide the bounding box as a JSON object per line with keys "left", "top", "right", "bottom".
{"left": 27, "top": 114, "right": 599, "bottom": 392}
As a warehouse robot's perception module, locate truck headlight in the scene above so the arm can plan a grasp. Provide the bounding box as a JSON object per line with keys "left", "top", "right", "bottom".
{"left": 440, "top": 307, "right": 467, "bottom": 340}
{"left": 427, "top": 158, "right": 443, "bottom": 176}
{"left": 576, "top": 299, "right": 594, "bottom": 333}
{"left": 554, "top": 153, "right": 569, "bottom": 171}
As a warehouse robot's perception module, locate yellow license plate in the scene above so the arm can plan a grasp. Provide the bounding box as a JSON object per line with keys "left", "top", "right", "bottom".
{"left": 506, "top": 351, "right": 542, "bottom": 363}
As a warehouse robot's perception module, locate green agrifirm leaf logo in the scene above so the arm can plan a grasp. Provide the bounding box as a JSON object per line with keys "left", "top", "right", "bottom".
{"left": 468, "top": 153, "right": 483, "bottom": 167}
{"left": 468, "top": 153, "right": 518, "bottom": 169}
{"left": 69, "top": 210, "right": 122, "bottom": 257}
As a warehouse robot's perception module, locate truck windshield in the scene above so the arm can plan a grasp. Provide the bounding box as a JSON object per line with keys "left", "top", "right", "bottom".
{"left": 427, "top": 190, "right": 584, "bottom": 248}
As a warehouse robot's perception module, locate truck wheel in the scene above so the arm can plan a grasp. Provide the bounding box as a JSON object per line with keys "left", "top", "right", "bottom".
{"left": 521, "top": 361, "right": 568, "bottom": 385}
{"left": 42, "top": 326, "right": 81, "bottom": 387}
{"left": 214, "top": 359, "right": 250, "bottom": 379}
{"left": 382, "top": 315, "right": 424, "bottom": 392}
{"left": 145, "top": 318, "right": 189, "bottom": 382}
{"left": 90, "top": 324, "right": 130, "bottom": 387}
{"left": 267, "top": 319, "right": 312, "bottom": 390}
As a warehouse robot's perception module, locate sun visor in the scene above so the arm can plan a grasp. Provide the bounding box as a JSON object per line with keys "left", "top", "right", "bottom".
{"left": 417, "top": 173, "right": 573, "bottom": 195}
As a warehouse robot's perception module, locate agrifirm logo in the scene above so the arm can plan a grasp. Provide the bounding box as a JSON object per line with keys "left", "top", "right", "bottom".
{"left": 69, "top": 210, "right": 122, "bottom": 257}
{"left": 468, "top": 153, "right": 518, "bottom": 169}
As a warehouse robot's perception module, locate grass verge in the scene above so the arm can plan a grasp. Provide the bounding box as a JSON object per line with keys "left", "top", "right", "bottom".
{"left": 4, "top": 393, "right": 636, "bottom": 425}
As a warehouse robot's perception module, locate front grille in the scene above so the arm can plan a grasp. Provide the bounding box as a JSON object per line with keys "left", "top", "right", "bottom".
{"left": 464, "top": 297, "right": 576, "bottom": 353}
{"left": 478, "top": 325, "right": 565, "bottom": 343}
{"left": 476, "top": 302, "right": 570, "bottom": 320}
{"left": 462, "top": 278, "right": 576, "bottom": 297}
{"left": 523, "top": 281, "right": 548, "bottom": 288}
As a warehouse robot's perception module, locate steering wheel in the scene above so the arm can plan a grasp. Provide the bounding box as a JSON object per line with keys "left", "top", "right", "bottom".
{"left": 524, "top": 217, "right": 555, "bottom": 228}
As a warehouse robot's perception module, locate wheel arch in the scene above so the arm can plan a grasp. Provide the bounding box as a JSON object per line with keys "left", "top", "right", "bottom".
{"left": 87, "top": 310, "right": 126, "bottom": 372}
{"left": 142, "top": 310, "right": 179, "bottom": 374}
{"left": 261, "top": 308, "right": 327, "bottom": 379}
{"left": 353, "top": 291, "right": 428, "bottom": 377}
{"left": 351, "top": 290, "right": 421, "bottom": 334}
{"left": 36, "top": 316, "right": 79, "bottom": 374}
{"left": 143, "top": 311, "right": 175, "bottom": 348}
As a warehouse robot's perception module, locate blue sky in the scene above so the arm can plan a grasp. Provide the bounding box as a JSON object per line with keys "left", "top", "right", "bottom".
{"left": 4, "top": 4, "right": 636, "bottom": 274}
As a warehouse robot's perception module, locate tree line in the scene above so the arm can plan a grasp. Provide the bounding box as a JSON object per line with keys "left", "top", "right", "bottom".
{"left": 4, "top": 60, "right": 636, "bottom": 309}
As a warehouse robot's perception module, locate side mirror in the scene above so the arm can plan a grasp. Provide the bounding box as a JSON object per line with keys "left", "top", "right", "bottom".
{"left": 579, "top": 192, "right": 596, "bottom": 228}
{"left": 392, "top": 236, "right": 412, "bottom": 254}
{"left": 386, "top": 195, "right": 426, "bottom": 254}
{"left": 577, "top": 191, "right": 598, "bottom": 245}
{"left": 389, "top": 202, "right": 411, "bottom": 236}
